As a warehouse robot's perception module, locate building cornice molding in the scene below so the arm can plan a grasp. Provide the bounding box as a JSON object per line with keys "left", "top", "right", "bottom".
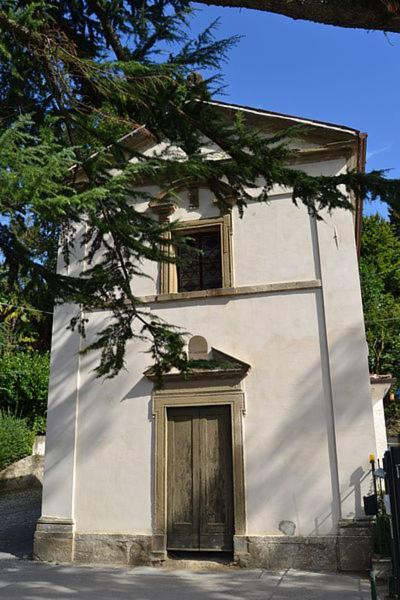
{"left": 138, "top": 278, "right": 321, "bottom": 305}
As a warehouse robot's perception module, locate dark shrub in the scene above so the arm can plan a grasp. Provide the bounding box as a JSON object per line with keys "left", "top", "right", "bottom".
{"left": 0, "top": 352, "right": 49, "bottom": 428}
{"left": 0, "top": 412, "right": 35, "bottom": 471}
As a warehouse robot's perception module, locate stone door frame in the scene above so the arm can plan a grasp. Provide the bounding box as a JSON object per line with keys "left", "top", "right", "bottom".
{"left": 151, "top": 382, "right": 246, "bottom": 559}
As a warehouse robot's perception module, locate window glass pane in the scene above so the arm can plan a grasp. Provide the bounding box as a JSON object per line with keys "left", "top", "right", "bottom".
{"left": 177, "top": 229, "right": 222, "bottom": 292}
{"left": 177, "top": 239, "right": 201, "bottom": 292}
{"left": 201, "top": 232, "right": 222, "bottom": 290}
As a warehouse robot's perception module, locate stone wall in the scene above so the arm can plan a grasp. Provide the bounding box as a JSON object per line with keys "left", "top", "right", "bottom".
{"left": 0, "top": 455, "right": 43, "bottom": 493}
{"left": 0, "top": 435, "right": 45, "bottom": 493}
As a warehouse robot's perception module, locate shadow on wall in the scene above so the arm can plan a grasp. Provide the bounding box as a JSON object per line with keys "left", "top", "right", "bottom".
{"left": 39, "top": 287, "right": 374, "bottom": 542}
{"left": 243, "top": 288, "right": 374, "bottom": 537}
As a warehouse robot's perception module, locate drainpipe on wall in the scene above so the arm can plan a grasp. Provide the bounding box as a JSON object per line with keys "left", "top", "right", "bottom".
{"left": 355, "top": 132, "right": 368, "bottom": 258}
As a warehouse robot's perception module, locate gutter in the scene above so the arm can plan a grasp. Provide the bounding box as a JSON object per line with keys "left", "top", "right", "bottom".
{"left": 68, "top": 124, "right": 150, "bottom": 177}
{"left": 208, "top": 99, "right": 360, "bottom": 135}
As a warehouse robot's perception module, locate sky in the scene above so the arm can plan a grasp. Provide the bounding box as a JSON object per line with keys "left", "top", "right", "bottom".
{"left": 188, "top": 4, "right": 400, "bottom": 218}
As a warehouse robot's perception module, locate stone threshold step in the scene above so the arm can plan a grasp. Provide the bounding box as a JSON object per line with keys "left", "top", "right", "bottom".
{"left": 164, "top": 551, "right": 239, "bottom": 571}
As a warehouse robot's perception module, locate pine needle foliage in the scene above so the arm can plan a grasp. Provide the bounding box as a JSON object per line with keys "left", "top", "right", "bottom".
{"left": 0, "top": 1, "right": 399, "bottom": 378}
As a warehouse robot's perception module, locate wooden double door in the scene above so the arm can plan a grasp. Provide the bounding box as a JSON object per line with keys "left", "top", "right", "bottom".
{"left": 167, "top": 405, "right": 234, "bottom": 551}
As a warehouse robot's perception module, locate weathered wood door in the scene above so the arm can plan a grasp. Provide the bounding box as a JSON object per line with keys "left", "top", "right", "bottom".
{"left": 167, "top": 405, "right": 234, "bottom": 551}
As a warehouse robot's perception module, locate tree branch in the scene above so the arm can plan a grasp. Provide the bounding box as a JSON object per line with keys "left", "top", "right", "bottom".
{"left": 196, "top": 0, "right": 400, "bottom": 34}
{"left": 86, "top": 0, "right": 130, "bottom": 61}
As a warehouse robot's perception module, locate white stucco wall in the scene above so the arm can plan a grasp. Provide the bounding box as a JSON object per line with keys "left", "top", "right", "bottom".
{"left": 371, "top": 382, "right": 390, "bottom": 459}
{"left": 41, "top": 145, "right": 377, "bottom": 540}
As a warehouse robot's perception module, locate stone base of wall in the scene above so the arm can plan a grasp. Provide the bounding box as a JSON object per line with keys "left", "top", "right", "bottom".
{"left": 238, "top": 519, "right": 374, "bottom": 572}
{"left": 240, "top": 535, "right": 338, "bottom": 571}
{"left": 74, "top": 534, "right": 152, "bottom": 565}
{"left": 34, "top": 519, "right": 373, "bottom": 571}
{"left": 34, "top": 517, "right": 75, "bottom": 563}
{"left": 34, "top": 522, "right": 152, "bottom": 566}
{"left": 337, "top": 518, "right": 375, "bottom": 571}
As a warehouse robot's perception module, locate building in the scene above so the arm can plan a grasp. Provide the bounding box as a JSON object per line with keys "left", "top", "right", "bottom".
{"left": 34, "top": 102, "right": 379, "bottom": 571}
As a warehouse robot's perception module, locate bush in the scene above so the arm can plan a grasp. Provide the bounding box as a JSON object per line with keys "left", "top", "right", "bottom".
{"left": 0, "top": 412, "right": 35, "bottom": 471}
{"left": 373, "top": 511, "right": 392, "bottom": 556}
{"left": 32, "top": 415, "right": 47, "bottom": 436}
{"left": 0, "top": 352, "right": 50, "bottom": 427}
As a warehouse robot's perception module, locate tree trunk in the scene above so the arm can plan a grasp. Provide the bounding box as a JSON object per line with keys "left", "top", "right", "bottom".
{"left": 197, "top": 0, "right": 400, "bottom": 34}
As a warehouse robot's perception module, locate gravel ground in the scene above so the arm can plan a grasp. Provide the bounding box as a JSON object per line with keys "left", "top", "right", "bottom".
{"left": 0, "top": 488, "right": 42, "bottom": 559}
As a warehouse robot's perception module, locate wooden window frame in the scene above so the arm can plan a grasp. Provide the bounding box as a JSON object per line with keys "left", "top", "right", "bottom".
{"left": 151, "top": 382, "right": 246, "bottom": 559}
{"left": 160, "top": 215, "right": 233, "bottom": 295}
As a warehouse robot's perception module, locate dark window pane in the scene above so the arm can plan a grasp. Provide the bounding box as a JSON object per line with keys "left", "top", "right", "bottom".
{"left": 178, "top": 240, "right": 201, "bottom": 292}
{"left": 177, "top": 229, "right": 222, "bottom": 292}
{"left": 201, "top": 233, "right": 222, "bottom": 290}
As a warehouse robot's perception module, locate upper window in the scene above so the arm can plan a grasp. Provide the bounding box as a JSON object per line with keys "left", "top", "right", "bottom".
{"left": 177, "top": 229, "right": 222, "bottom": 292}
{"left": 159, "top": 215, "right": 233, "bottom": 296}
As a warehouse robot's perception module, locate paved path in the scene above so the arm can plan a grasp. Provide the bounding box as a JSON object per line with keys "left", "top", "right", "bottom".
{"left": 0, "top": 560, "right": 370, "bottom": 599}
{"left": 0, "top": 489, "right": 371, "bottom": 599}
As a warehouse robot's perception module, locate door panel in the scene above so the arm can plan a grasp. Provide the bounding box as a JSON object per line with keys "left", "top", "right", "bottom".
{"left": 167, "top": 408, "right": 200, "bottom": 549}
{"left": 167, "top": 405, "right": 233, "bottom": 551}
{"left": 200, "top": 407, "right": 233, "bottom": 550}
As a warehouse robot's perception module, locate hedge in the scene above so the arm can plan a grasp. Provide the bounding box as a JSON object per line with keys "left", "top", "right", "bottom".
{"left": 0, "top": 412, "right": 36, "bottom": 471}
{"left": 0, "top": 352, "right": 50, "bottom": 429}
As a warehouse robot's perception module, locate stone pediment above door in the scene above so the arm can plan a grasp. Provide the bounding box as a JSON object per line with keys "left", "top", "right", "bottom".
{"left": 143, "top": 337, "right": 250, "bottom": 385}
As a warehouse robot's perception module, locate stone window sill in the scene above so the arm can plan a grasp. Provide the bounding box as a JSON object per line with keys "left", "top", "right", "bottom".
{"left": 139, "top": 279, "right": 321, "bottom": 304}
